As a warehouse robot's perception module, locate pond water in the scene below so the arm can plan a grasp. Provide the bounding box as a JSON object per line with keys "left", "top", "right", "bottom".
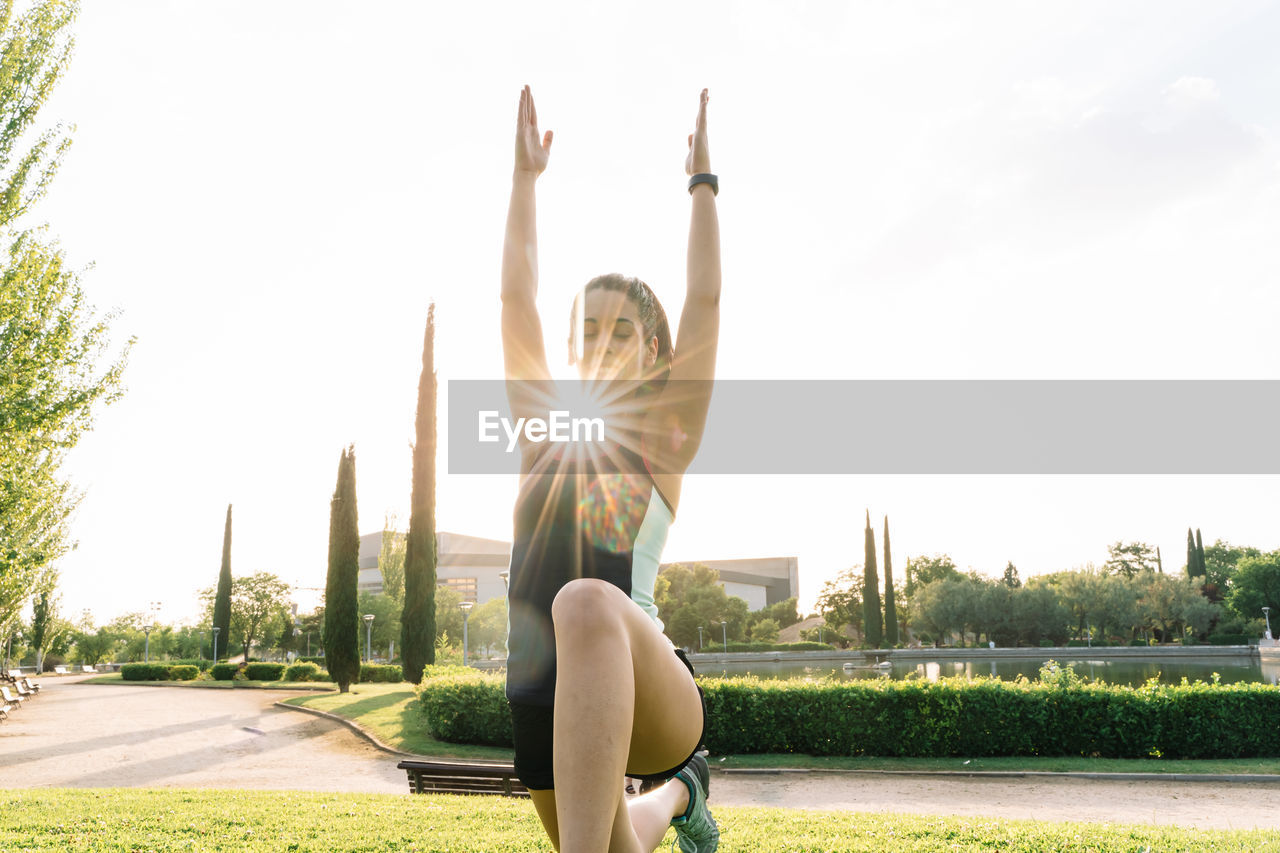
{"left": 697, "top": 656, "right": 1280, "bottom": 687}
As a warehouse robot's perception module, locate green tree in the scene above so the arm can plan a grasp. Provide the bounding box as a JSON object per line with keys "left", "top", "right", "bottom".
{"left": 1226, "top": 551, "right": 1280, "bottom": 627}
{"left": 31, "top": 588, "right": 59, "bottom": 671}
{"left": 1104, "top": 541, "right": 1159, "bottom": 578}
{"left": 748, "top": 598, "right": 799, "bottom": 630}
{"left": 378, "top": 513, "right": 407, "bottom": 605}
{"left": 324, "top": 446, "right": 360, "bottom": 692}
{"left": 656, "top": 563, "right": 750, "bottom": 648}
{"left": 1202, "top": 539, "right": 1262, "bottom": 600}
{"left": 1186, "top": 528, "right": 1201, "bottom": 579}
{"left": 904, "top": 554, "right": 960, "bottom": 597}
{"left": 356, "top": 591, "right": 401, "bottom": 661}
{"left": 232, "top": 572, "right": 292, "bottom": 660}
{"left": 883, "top": 516, "right": 898, "bottom": 646}
{"left": 0, "top": 0, "right": 132, "bottom": 637}
{"left": 1196, "top": 529, "right": 1206, "bottom": 581}
{"left": 862, "top": 510, "right": 882, "bottom": 647}
{"left": 815, "top": 567, "right": 862, "bottom": 640}
{"left": 402, "top": 305, "right": 439, "bottom": 683}
{"left": 1001, "top": 561, "right": 1022, "bottom": 588}
{"left": 434, "top": 584, "right": 464, "bottom": 648}
{"left": 469, "top": 596, "right": 508, "bottom": 658}
{"left": 211, "top": 504, "right": 233, "bottom": 660}
{"left": 749, "top": 617, "right": 780, "bottom": 643}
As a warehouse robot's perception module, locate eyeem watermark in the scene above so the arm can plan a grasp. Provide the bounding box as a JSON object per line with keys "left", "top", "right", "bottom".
{"left": 478, "top": 410, "right": 605, "bottom": 452}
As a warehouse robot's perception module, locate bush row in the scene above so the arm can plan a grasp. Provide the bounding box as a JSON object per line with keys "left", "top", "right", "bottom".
{"left": 414, "top": 670, "right": 1280, "bottom": 759}
{"left": 700, "top": 641, "right": 836, "bottom": 653}
{"left": 360, "top": 664, "right": 402, "bottom": 683}
{"left": 120, "top": 663, "right": 199, "bottom": 681}
{"left": 1208, "top": 634, "right": 1251, "bottom": 645}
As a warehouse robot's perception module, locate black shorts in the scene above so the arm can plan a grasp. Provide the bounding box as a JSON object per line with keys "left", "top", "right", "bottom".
{"left": 508, "top": 646, "right": 707, "bottom": 791}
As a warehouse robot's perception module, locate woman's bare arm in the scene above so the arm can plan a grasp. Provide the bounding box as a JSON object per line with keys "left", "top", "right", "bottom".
{"left": 647, "top": 89, "right": 721, "bottom": 469}
{"left": 501, "top": 85, "right": 554, "bottom": 384}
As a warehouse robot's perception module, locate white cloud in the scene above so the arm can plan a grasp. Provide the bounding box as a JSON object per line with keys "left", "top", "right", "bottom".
{"left": 1164, "top": 75, "right": 1221, "bottom": 105}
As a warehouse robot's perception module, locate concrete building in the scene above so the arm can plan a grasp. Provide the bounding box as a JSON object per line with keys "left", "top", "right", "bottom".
{"left": 357, "top": 531, "right": 798, "bottom": 611}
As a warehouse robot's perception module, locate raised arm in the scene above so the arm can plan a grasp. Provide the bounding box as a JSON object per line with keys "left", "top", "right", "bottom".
{"left": 501, "top": 85, "right": 554, "bottom": 383}
{"left": 646, "top": 89, "right": 721, "bottom": 469}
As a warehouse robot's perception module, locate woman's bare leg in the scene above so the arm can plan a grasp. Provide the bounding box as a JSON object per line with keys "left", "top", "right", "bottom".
{"left": 549, "top": 578, "right": 703, "bottom": 853}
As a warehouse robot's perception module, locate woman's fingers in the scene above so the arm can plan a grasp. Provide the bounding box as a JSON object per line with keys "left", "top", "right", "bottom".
{"left": 529, "top": 87, "right": 538, "bottom": 127}
{"left": 543, "top": 129, "right": 554, "bottom": 153}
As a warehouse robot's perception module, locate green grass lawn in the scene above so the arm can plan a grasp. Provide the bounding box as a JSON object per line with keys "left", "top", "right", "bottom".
{"left": 0, "top": 789, "right": 1275, "bottom": 852}
{"left": 282, "top": 683, "right": 513, "bottom": 761}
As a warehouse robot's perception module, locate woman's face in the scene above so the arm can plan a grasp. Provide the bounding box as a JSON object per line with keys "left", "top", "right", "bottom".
{"left": 571, "top": 288, "right": 657, "bottom": 382}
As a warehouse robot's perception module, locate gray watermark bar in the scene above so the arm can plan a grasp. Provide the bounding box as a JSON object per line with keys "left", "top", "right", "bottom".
{"left": 448, "top": 380, "right": 1280, "bottom": 474}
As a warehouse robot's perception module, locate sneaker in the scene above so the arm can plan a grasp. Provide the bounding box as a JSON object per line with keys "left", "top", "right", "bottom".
{"left": 670, "top": 753, "right": 718, "bottom": 852}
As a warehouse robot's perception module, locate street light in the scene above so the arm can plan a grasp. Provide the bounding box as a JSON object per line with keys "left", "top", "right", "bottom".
{"left": 212, "top": 626, "right": 221, "bottom": 663}
{"left": 697, "top": 626, "right": 704, "bottom": 650}
{"left": 199, "top": 631, "right": 205, "bottom": 661}
{"left": 460, "top": 601, "right": 475, "bottom": 666}
{"left": 363, "top": 614, "right": 375, "bottom": 664}
{"left": 143, "top": 625, "right": 153, "bottom": 663}
{"left": 720, "top": 620, "right": 727, "bottom": 650}
{"left": 1264, "top": 606, "right": 1273, "bottom": 641}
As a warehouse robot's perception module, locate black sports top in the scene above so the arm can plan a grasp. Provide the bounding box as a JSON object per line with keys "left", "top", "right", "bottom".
{"left": 504, "top": 436, "right": 675, "bottom": 706}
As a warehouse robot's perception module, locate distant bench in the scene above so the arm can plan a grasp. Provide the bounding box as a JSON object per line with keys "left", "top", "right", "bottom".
{"left": 396, "top": 760, "right": 529, "bottom": 798}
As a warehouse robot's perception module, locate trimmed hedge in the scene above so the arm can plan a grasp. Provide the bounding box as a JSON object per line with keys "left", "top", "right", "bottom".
{"left": 166, "top": 658, "right": 213, "bottom": 672}
{"left": 415, "top": 669, "right": 1280, "bottom": 759}
{"left": 210, "top": 663, "right": 240, "bottom": 681}
{"left": 284, "top": 662, "right": 327, "bottom": 682}
{"left": 297, "top": 656, "right": 326, "bottom": 666}
{"left": 120, "top": 663, "right": 171, "bottom": 681}
{"left": 701, "top": 641, "right": 836, "bottom": 653}
{"left": 360, "top": 664, "right": 402, "bottom": 683}
{"left": 168, "top": 665, "right": 199, "bottom": 681}
{"left": 1209, "top": 634, "right": 1250, "bottom": 645}
{"left": 243, "top": 663, "right": 286, "bottom": 681}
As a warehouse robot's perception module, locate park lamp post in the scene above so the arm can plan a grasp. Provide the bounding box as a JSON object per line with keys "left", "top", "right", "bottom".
{"left": 143, "top": 625, "right": 153, "bottom": 663}
{"left": 818, "top": 624, "right": 824, "bottom": 645}
{"left": 697, "top": 626, "right": 704, "bottom": 650}
{"left": 212, "top": 626, "right": 220, "bottom": 664}
{"left": 460, "top": 600, "right": 475, "bottom": 666}
{"left": 1264, "top": 606, "right": 1273, "bottom": 641}
{"left": 720, "top": 620, "right": 727, "bottom": 651}
{"left": 363, "top": 614, "right": 375, "bottom": 664}
{"left": 199, "top": 631, "right": 205, "bottom": 662}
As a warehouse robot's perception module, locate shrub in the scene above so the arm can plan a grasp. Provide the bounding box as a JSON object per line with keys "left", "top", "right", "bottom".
{"left": 1209, "top": 634, "right": 1250, "bottom": 645}
{"left": 210, "top": 663, "right": 240, "bottom": 681}
{"left": 360, "top": 664, "right": 403, "bottom": 683}
{"left": 166, "top": 658, "right": 213, "bottom": 672}
{"left": 415, "top": 667, "right": 1280, "bottom": 759}
{"left": 168, "top": 665, "right": 199, "bottom": 681}
{"left": 243, "top": 663, "right": 286, "bottom": 681}
{"left": 1038, "top": 640, "right": 1053, "bottom": 647}
{"left": 700, "top": 641, "right": 836, "bottom": 653}
{"left": 121, "top": 663, "right": 171, "bottom": 681}
{"left": 284, "top": 662, "right": 325, "bottom": 682}
{"left": 297, "top": 656, "right": 326, "bottom": 666}
{"left": 416, "top": 668, "right": 512, "bottom": 746}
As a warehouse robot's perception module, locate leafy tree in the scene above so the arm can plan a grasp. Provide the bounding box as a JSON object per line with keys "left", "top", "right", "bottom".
{"left": 31, "top": 588, "right": 61, "bottom": 671}
{"left": 434, "top": 584, "right": 464, "bottom": 648}
{"left": 378, "top": 513, "right": 407, "bottom": 605}
{"left": 356, "top": 591, "right": 401, "bottom": 660}
{"left": 747, "top": 597, "right": 799, "bottom": 631}
{"left": 402, "top": 305, "right": 439, "bottom": 683}
{"left": 231, "top": 572, "right": 292, "bottom": 659}
{"left": 211, "top": 504, "right": 233, "bottom": 660}
{"left": 1202, "top": 539, "right": 1260, "bottom": 600}
{"left": 324, "top": 446, "right": 360, "bottom": 692}
{"left": 1185, "top": 528, "right": 1202, "bottom": 579}
{"left": 1196, "top": 529, "right": 1206, "bottom": 581}
{"left": 815, "top": 567, "right": 862, "bottom": 640}
{"left": 862, "top": 510, "right": 882, "bottom": 647}
{"left": 1226, "top": 551, "right": 1280, "bottom": 627}
{"left": 469, "top": 596, "right": 508, "bottom": 658}
{"left": 0, "top": 0, "right": 132, "bottom": 636}
{"left": 656, "top": 563, "right": 750, "bottom": 648}
{"left": 904, "top": 555, "right": 960, "bottom": 597}
{"left": 1001, "top": 561, "right": 1021, "bottom": 588}
{"left": 1104, "top": 541, "right": 1159, "bottom": 578}
{"left": 749, "top": 617, "right": 780, "bottom": 643}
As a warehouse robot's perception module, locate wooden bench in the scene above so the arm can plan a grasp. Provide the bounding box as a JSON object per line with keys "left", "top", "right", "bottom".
{"left": 396, "top": 760, "right": 529, "bottom": 798}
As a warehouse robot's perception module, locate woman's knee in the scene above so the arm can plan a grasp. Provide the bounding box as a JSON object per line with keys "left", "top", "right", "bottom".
{"left": 551, "top": 578, "right": 627, "bottom": 636}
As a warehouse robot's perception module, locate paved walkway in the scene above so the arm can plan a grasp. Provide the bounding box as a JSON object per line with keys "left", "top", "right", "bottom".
{"left": 3, "top": 677, "right": 1279, "bottom": 830}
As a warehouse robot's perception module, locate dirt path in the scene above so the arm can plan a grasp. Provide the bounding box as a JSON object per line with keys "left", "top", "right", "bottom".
{"left": 4, "top": 678, "right": 1279, "bottom": 830}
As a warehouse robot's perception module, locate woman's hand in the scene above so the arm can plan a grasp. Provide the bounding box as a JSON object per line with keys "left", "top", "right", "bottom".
{"left": 515, "top": 84, "right": 553, "bottom": 177}
{"left": 685, "top": 88, "right": 711, "bottom": 176}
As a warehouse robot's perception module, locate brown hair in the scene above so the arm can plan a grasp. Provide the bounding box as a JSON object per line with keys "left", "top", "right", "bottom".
{"left": 568, "top": 273, "right": 674, "bottom": 396}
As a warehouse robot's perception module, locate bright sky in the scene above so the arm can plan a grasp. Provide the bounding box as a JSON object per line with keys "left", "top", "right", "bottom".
{"left": 31, "top": 1, "right": 1280, "bottom": 628}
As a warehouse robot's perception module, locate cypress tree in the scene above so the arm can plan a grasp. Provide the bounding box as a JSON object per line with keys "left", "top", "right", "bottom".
{"left": 862, "top": 509, "right": 882, "bottom": 648}
{"left": 1195, "top": 528, "right": 1206, "bottom": 579}
{"left": 212, "top": 504, "right": 233, "bottom": 661}
{"left": 1186, "top": 528, "right": 1198, "bottom": 579}
{"left": 882, "top": 515, "right": 898, "bottom": 647}
{"left": 1156, "top": 546, "right": 1163, "bottom": 574}
{"left": 401, "top": 305, "right": 439, "bottom": 684}
{"left": 325, "top": 446, "right": 361, "bottom": 693}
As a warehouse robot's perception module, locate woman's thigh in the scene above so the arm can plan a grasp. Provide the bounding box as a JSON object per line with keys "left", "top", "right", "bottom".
{"left": 553, "top": 578, "right": 704, "bottom": 776}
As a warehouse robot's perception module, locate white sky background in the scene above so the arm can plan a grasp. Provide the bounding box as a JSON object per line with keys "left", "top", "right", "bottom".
{"left": 28, "top": 1, "right": 1280, "bottom": 627}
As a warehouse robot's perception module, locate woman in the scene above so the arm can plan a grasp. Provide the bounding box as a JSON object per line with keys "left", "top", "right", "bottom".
{"left": 500, "top": 85, "right": 722, "bottom": 853}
